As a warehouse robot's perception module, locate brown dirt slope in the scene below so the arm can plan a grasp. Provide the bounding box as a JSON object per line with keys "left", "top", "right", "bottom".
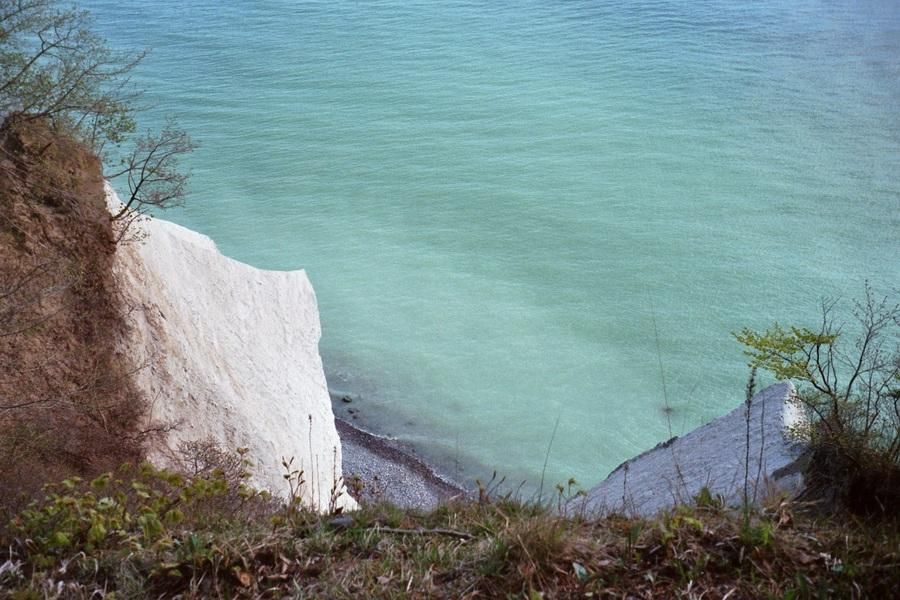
{"left": 0, "top": 116, "right": 145, "bottom": 509}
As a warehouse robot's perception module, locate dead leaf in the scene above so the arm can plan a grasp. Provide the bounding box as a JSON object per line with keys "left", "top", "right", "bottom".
{"left": 236, "top": 570, "right": 252, "bottom": 587}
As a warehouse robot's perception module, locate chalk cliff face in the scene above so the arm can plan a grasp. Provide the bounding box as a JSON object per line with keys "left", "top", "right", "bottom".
{"left": 575, "top": 383, "right": 807, "bottom": 517}
{"left": 109, "top": 184, "right": 355, "bottom": 512}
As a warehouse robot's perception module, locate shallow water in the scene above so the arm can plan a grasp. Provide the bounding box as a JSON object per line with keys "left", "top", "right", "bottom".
{"left": 82, "top": 0, "right": 899, "bottom": 489}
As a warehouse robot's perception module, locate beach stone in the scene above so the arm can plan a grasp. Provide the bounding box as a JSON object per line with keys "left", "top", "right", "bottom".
{"left": 571, "top": 382, "right": 808, "bottom": 517}
{"left": 327, "top": 515, "right": 354, "bottom": 530}
{"left": 335, "top": 418, "right": 467, "bottom": 510}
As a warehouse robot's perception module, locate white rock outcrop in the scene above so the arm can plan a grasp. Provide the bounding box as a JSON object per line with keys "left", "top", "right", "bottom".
{"left": 574, "top": 383, "right": 807, "bottom": 517}
{"left": 109, "top": 184, "right": 355, "bottom": 512}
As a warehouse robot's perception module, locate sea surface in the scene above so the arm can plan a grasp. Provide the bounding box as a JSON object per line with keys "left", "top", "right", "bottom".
{"left": 81, "top": 0, "right": 899, "bottom": 490}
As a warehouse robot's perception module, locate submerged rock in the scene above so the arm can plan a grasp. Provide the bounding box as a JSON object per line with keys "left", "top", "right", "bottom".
{"left": 109, "top": 184, "right": 355, "bottom": 512}
{"left": 573, "top": 382, "right": 807, "bottom": 517}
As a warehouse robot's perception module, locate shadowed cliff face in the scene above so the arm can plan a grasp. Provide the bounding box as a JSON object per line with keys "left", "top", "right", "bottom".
{"left": 0, "top": 117, "right": 146, "bottom": 507}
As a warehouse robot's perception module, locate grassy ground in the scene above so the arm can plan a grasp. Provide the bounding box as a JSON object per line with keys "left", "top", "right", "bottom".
{"left": 1, "top": 464, "right": 897, "bottom": 599}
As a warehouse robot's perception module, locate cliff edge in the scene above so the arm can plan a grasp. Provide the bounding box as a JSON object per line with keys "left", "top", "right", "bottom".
{"left": 575, "top": 382, "right": 807, "bottom": 516}
{"left": 110, "top": 185, "right": 355, "bottom": 512}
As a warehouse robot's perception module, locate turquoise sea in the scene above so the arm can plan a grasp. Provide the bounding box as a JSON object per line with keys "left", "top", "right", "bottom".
{"left": 81, "top": 0, "right": 899, "bottom": 490}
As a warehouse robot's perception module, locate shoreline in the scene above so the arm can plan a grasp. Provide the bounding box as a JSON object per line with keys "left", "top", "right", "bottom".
{"left": 334, "top": 413, "right": 469, "bottom": 509}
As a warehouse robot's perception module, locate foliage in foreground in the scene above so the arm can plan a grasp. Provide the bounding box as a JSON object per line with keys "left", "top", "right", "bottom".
{"left": 1, "top": 463, "right": 897, "bottom": 599}
{"left": 735, "top": 284, "right": 900, "bottom": 516}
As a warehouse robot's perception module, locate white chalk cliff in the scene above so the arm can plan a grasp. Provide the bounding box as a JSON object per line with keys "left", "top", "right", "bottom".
{"left": 575, "top": 382, "right": 807, "bottom": 517}
{"left": 108, "top": 184, "right": 355, "bottom": 512}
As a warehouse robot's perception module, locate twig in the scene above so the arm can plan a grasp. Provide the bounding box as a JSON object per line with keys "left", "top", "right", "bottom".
{"left": 650, "top": 298, "right": 672, "bottom": 437}
{"left": 743, "top": 368, "right": 756, "bottom": 515}
{"left": 373, "top": 526, "right": 473, "bottom": 540}
{"left": 538, "top": 412, "right": 561, "bottom": 505}
{"left": 754, "top": 379, "right": 766, "bottom": 505}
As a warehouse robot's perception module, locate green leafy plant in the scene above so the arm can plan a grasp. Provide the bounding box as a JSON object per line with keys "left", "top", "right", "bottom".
{"left": 2, "top": 479, "right": 897, "bottom": 598}
{"left": 735, "top": 284, "right": 899, "bottom": 516}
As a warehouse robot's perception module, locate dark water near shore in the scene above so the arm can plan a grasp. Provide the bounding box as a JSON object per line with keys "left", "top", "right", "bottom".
{"left": 83, "top": 0, "right": 899, "bottom": 489}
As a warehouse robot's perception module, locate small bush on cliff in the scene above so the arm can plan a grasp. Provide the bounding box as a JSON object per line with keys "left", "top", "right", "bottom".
{"left": 0, "top": 0, "right": 195, "bottom": 220}
{"left": 735, "top": 283, "right": 900, "bottom": 517}
{"left": 0, "top": 0, "right": 138, "bottom": 146}
{"left": 3, "top": 460, "right": 278, "bottom": 595}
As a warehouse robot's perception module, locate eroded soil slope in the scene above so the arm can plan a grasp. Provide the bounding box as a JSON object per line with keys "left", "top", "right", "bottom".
{"left": 0, "top": 117, "right": 145, "bottom": 507}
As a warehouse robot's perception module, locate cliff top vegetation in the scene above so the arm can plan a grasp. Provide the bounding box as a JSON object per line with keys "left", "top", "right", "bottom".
{"left": 1, "top": 458, "right": 897, "bottom": 598}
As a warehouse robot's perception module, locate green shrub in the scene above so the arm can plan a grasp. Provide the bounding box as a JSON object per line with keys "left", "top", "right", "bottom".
{"left": 735, "top": 284, "right": 899, "bottom": 517}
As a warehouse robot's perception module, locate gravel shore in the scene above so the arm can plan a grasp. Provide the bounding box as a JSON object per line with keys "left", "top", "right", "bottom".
{"left": 335, "top": 417, "right": 468, "bottom": 510}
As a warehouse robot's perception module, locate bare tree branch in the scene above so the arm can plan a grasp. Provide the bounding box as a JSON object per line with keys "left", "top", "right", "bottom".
{"left": 110, "top": 120, "right": 196, "bottom": 221}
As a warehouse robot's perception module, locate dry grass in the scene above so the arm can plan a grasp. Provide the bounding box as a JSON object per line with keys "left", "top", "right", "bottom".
{"left": 1, "top": 464, "right": 897, "bottom": 599}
